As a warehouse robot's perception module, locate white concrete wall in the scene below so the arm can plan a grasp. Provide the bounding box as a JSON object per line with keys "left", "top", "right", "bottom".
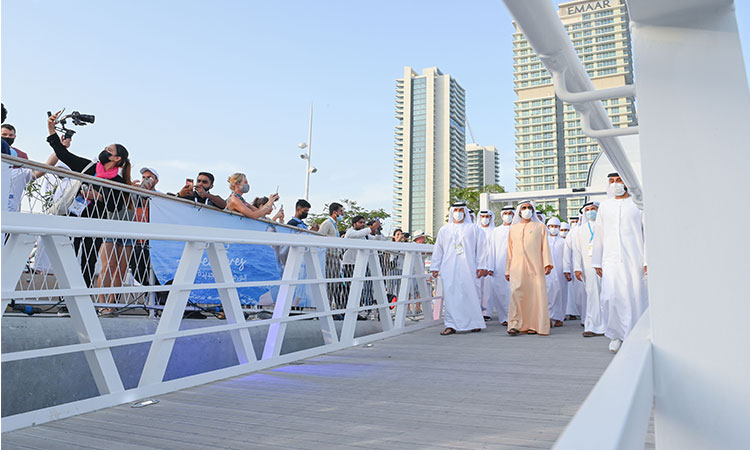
{"left": 630, "top": 0, "right": 750, "bottom": 447}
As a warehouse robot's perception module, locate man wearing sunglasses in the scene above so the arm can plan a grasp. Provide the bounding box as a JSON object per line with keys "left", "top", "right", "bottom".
{"left": 178, "top": 171, "right": 226, "bottom": 209}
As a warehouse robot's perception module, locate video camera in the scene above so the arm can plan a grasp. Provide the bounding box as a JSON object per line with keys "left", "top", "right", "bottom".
{"left": 47, "top": 109, "right": 95, "bottom": 139}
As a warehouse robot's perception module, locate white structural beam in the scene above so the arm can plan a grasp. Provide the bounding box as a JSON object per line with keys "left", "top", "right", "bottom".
{"left": 629, "top": 0, "right": 750, "bottom": 448}
{"left": 479, "top": 188, "right": 607, "bottom": 211}
{"left": 503, "top": 0, "right": 643, "bottom": 208}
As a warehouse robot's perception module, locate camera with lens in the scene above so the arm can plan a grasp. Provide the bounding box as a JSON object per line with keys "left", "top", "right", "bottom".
{"left": 48, "top": 109, "right": 95, "bottom": 139}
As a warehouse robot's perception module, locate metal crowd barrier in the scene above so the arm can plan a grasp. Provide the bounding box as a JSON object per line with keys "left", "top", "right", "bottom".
{"left": 1, "top": 155, "right": 440, "bottom": 431}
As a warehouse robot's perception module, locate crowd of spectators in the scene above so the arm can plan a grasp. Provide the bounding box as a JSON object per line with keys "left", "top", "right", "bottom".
{"left": 2, "top": 103, "right": 429, "bottom": 316}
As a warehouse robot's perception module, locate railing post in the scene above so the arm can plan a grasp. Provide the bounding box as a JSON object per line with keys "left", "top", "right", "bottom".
{"left": 339, "top": 249, "right": 369, "bottom": 346}
{"left": 303, "top": 247, "right": 339, "bottom": 345}
{"left": 138, "top": 241, "right": 207, "bottom": 387}
{"left": 205, "top": 242, "right": 257, "bottom": 364}
{"left": 1, "top": 232, "right": 37, "bottom": 315}
{"left": 366, "top": 250, "right": 393, "bottom": 332}
{"left": 40, "top": 235, "right": 125, "bottom": 395}
{"left": 393, "top": 251, "right": 416, "bottom": 328}
{"left": 416, "top": 254, "right": 434, "bottom": 321}
{"left": 262, "top": 246, "right": 305, "bottom": 359}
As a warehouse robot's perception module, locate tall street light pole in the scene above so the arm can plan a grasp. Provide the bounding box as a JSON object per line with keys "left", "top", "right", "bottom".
{"left": 298, "top": 104, "right": 315, "bottom": 201}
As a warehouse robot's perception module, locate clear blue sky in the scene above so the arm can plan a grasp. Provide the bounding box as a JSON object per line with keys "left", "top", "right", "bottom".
{"left": 3, "top": 1, "right": 749, "bottom": 225}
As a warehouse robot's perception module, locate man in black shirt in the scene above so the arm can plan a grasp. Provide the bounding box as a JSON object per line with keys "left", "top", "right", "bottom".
{"left": 177, "top": 172, "right": 226, "bottom": 209}
{"left": 286, "top": 199, "right": 311, "bottom": 229}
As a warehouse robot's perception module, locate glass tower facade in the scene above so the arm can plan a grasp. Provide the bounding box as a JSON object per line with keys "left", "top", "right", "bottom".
{"left": 393, "top": 66, "right": 466, "bottom": 238}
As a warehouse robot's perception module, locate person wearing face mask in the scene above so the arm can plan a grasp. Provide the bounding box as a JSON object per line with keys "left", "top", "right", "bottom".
{"left": 46, "top": 110, "right": 132, "bottom": 289}
{"left": 318, "top": 202, "right": 344, "bottom": 237}
{"left": 505, "top": 201, "right": 553, "bottom": 336}
{"left": 572, "top": 201, "right": 606, "bottom": 338}
{"left": 488, "top": 205, "right": 515, "bottom": 326}
{"left": 2, "top": 124, "right": 29, "bottom": 160}
{"left": 287, "top": 199, "right": 311, "bottom": 229}
{"left": 476, "top": 210, "right": 496, "bottom": 321}
{"left": 430, "top": 202, "right": 488, "bottom": 335}
{"left": 592, "top": 173, "right": 648, "bottom": 353}
{"left": 225, "top": 172, "right": 279, "bottom": 220}
{"left": 546, "top": 217, "right": 566, "bottom": 327}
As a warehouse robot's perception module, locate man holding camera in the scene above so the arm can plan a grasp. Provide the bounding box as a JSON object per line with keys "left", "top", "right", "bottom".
{"left": 178, "top": 172, "right": 226, "bottom": 209}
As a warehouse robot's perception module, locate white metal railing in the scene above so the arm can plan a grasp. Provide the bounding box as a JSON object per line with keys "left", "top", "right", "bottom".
{"left": 503, "top": 0, "right": 644, "bottom": 209}
{"left": 553, "top": 310, "right": 654, "bottom": 450}
{"left": 2, "top": 209, "right": 439, "bottom": 431}
{"left": 2, "top": 154, "right": 394, "bottom": 318}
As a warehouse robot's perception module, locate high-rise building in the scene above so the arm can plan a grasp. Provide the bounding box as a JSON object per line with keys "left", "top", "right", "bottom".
{"left": 393, "top": 66, "right": 467, "bottom": 237}
{"left": 466, "top": 143, "right": 500, "bottom": 189}
{"left": 512, "top": 0, "right": 636, "bottom": 218}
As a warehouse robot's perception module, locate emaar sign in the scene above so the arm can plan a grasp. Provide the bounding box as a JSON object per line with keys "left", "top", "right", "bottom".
{"left": 567, "top": 0, "right": 611, "bottom": 15}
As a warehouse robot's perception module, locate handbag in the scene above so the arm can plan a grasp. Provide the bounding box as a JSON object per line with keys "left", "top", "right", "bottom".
{"left": 50, "top": 161, "right": 95, "bottom": 215}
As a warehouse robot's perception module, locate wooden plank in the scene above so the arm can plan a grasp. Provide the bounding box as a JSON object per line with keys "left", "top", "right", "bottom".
{"left": 2, "top": 321, "right": 646, "bottom": 448}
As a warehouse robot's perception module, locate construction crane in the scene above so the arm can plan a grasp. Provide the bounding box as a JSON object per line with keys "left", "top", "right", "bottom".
{"left": 466, "top": 118, "right": 477, "bottom": 144}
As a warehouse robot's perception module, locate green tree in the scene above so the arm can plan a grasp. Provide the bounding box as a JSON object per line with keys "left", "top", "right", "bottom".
{"left": 309, "top": 198, "right": 390, "bottom": 235}
{"left": 534, "top": 203, "right": 560, "bottom": 222}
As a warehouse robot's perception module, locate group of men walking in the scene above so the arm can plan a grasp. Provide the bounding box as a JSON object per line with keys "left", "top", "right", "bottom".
{"left": 430, "top": 173, "right": 648, "bottom": 353}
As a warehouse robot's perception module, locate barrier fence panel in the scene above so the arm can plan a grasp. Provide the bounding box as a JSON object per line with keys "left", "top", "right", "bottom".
{"left": 1, "top": 156, "right": 441, "bottom": 431}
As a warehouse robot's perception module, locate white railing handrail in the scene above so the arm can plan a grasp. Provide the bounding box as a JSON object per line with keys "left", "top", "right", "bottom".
{"left": 1, "top": 212, "right": 433, "bottom": 253}
{"left": 1, "top": 210, "right": 440, "bottom": 431}
{"left": 502, "top": 0, "right": 644, "bottom": 209}
{"left": 1, "top": 154, "right": 317, "bottom": 235}
{"left": 553, "top": 309, "right": 654, "bottom": 450}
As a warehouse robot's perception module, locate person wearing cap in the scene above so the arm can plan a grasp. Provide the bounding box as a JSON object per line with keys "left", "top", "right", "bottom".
{"left": 476, "top": 210, "right": 496, "bottom": 320}
{"left": 489, "top": 205, "right": 515, "bottom": 326}
{"left": 546, "top": 217, "right": 566, "bottom": 327}
{"left": 412, "top": 230, "right": 427, "bottom": 244}
{"left": 127, "top": 167, "right": 161, "bottom": 289}
{"left": 592, "top": 172, "right": 648, "bottom": 353}
{"left": 572, "top": 201, "right": 606, "bottom": 338}
{"left": 505, "top": 200, "right": 553, "bottom": 336}
{"left": 136, "top": 167, "right": 160, "bottom": 191}
{"left": 430, "top": 202, "right": 488, "bottom": 335}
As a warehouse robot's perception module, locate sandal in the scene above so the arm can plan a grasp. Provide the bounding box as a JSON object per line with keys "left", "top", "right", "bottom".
{"left": 507, "top": 328, "right": 519, "bottom": 336}
{"left": 527, "top": 330, "right": 537, "bottom": 335}
{"left": 440, "top": 327, "right": 456, "bottom": 336}
{"left": 471, "top": 328, "right": 481, "bottom": 333}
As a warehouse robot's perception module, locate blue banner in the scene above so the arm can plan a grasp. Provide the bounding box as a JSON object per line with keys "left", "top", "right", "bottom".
{"left": 149, "top": 197, "right": 314, "bottom": 306}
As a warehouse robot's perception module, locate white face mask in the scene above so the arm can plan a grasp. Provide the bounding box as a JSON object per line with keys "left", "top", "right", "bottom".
{"left": 609, "top": 182, "right": 626, "bottom": 197}
{"left": 520, "top": 209, "right": 533, "bottom": 220}
{"left": 560, "top": 230, "right": 569, "bottom": 237}
{"left": 452, "top": 211, "right": 465, "bottom": 223}
{"left": 548, "top": 227, "right": 559, "bottom": 236}
{"left": 501, "top": 213, "right": 513, "bottom": 224}
{"left": 480, "top": 217, "right": 491, "bottom": 226}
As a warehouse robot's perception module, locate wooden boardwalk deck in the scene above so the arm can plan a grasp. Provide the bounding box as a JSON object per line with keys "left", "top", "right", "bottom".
{"left": 3, "top": 320, "right": 633, "bottom": 449}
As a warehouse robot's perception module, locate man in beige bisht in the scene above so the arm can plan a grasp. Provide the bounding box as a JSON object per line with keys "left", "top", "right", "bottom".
{"left": 505, "top": 200, "right": 554, "bottom": 336}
